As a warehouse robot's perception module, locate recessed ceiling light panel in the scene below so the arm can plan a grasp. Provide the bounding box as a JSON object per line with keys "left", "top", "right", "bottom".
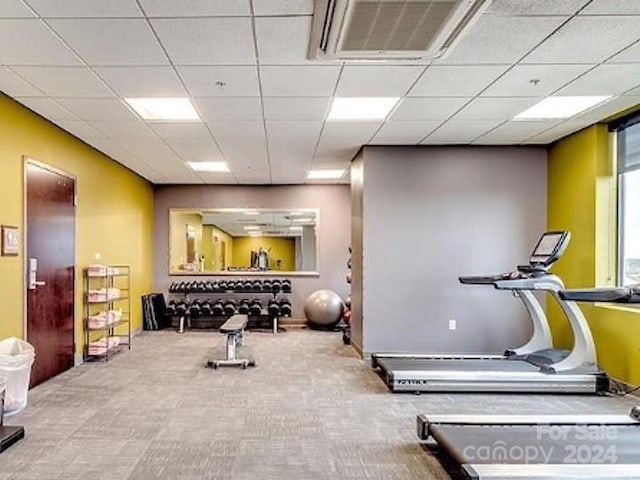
{"left": 187, "top": 161, "right": 229, "bottom": 172}
{"left": 125, "top": 97, "right": 200, "bottom": 121}
{"left": 307, "top": 169, "right": 345, "bottom": 180}
{"left": 327, "top": 97, "right": 399, "bottom": 121}
{"left": 514, "top": 96, "right": 612, "bottom": 120}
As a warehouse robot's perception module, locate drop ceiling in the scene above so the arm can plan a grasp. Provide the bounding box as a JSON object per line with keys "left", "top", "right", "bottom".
{"left": 0, "top": 0, "right": 639, "bottom": 185}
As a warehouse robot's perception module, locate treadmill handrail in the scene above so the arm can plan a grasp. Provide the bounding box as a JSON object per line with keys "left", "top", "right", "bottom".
{"left": 559, "top": 287, "right": 640, "bottom": 303}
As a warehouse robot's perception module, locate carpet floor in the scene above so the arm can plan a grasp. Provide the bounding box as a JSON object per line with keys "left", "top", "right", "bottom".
{"left": 2, "top": 329, "right": 637, "bottom": 479}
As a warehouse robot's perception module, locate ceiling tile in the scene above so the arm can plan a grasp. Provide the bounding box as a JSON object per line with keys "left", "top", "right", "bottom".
{"left": 580, "top": 1, "right": 640, "bottom": 15}
{"left": 321, "top": 122, "right": 381, "bottom": 140}
{"left": 371, "top": 121, "right": 441, "bottom": 144}
{"left": 139, "top": 0, "right": 251, "bottom": 17}
{"left": 55, "top": 98, "right": 138, "bottom": 121}
{"left": 481, "top": 64, "right": 593, "bottom": 97}
{"left": 260, "top": 66, "right": 340, "bottom": 96}
{"left": 335, "top": 66, "right": 424, "bottom": 97}
{"left": 208, "top": 121, "right": 268, "bottom": 169}
{"left": 267, "top": 121, "right": 322, "bottom": 159}
{"left": 197, "top": 172, "right": 238, "bottom": 184}
{"left": 608, "top": 41, "right": 640, "bottom": 64}
{"left": 263, "top": 97, "right": 329, "bottom": 120}
{"left": 0, "top": 67, "right": 44, "bottom": 96}
{"left": 151, "top": 18, "right": 256, "bottom": 65}
{"left": 254, "top": 16, "right": 313, "bottom": 65}
{"left": 0, "top": 19, "right": 81, "bottom": 66}
{"left": 523, "top": 17, "right": 640, "bottom": 64}
{"left": 252, "top": 0, "right": 313, "bottom": 15}
{"left": 48, "top": 19, "right": 167, "bottom": 66}
{"left": 194, "top": 97, "right": 262, "bottom": 121}
{"left": 266, "top": 121, "right": 322, "bottom": 141}
{"left": 452, "top": 97, "right": 540, "bottom": 121}
{"left": 95, "top": 66, "right": 186, "bottom": 97}
{"left": 526, "top": 119, "right": 596, "bottom": 144}
{"left": 0, "top": 0, "right": 35, "bottom": 17}
{"left": 146, "top": 123, "right": 222, "bottom": 163}
{"left": 473, "top": 120, "right": 561, "bottom": 144}
{"left": 625, "top": 85, "right": 640, "bottom": 96}
{"left": 408, "top": 65, "right": 509, "bottom": 97}
{"left": 315, "top": 143, "right": 360, "bottom": 163}
{"left": 574, "top": 96, "right": 640, "bottom": 121}
{"left": 389, "top": 97, "right": 470, "bottom": 121}
{"left": 89, "top": 120, "right": 155, "bottom": 139}
{"left": 557, "top": 64, "right": 640, "bottom": 96}
{"left": 27, "top": 0, "right": 143, "bottom": 17}
{"left": 421, "top": 120, "right": 504, "bottom": 144}
{"left": 55, "top": 120, "right": 105, "bottom": 140}
{"left": 435, "top": 15, "right": 567, "bottom": 65}
{"left": 15, "top": 97, "right": 77, "bottom": 120}
{"left": 486, "top": 0, "right": 589, "bottom": 15}
{"left": 11, "top": 67, "right": 113, "bottom": 97}
{"left": 177, "top": 66, "right": 260, "bottom": 97}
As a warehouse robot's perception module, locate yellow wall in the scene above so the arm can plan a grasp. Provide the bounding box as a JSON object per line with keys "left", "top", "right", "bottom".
{"left": 169, "top": 212, "right": 202, "bottom": 270}
{"left": 548, "top": 124, "right": 640, "bottom": 384}
{"left": 232, "top": 237, "right": 295, "bottom": 271}
{"left": 0, "top": 94, "right": 153, "bottom": 355}
{"left": 202, "top": 224, "right": 234, "bottom": 270}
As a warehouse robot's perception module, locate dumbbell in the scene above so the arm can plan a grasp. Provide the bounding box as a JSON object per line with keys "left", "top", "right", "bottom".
{"left": 204, "top": 281, "right": 215, "bottom": 292}
{"left": 250, "top": 299, "right": 263, "bottom": 316}
{"left": 281, "top": 279, "right": 292, "bottom": 293}
{"left": 238, "top": 299, "right": 250, "bottom": 315}
{"left": 189, "top": 301, "right": 201, "bottom": 317}
{"left": 226, "top": 280, "right": 237, "bottom": 291}
{"left": 166, "top": 300, "right": 177, "bottom": 316}
{"left": 271, "top": 280, "right": 282, "bottom": 293}
{"left": 175, "top": 301, "right": 188, "bottom": 316}
{"left": 223, "top": 300, "right": 237, "bottom": 316}
{"left": 252, "top": 280, "right": 263, "bottom": 292}
{"left": 241, "top": 280, "right": 253, "bottom": 292}
{"left": 211, "top": 281, "right": 222, "bottom": 292}
{"left": 346, "top": 271, "right": 352, "bottom": 284}
{"left": 347, "top": 258, "right": 352, "bottom": 269}
{"left": 262, "top": 280, "right": 272, "bottom": 293}
{"left": 279, "top": 298, "right": 292, "bottom": 317}
{"left": 200, "top": 300, "right": 213, "bottom": 316}
{"left": 268, "top": 299, "right": 280, "bottom": 317}
{"left": 212, "top": 300, "right": 224, "bottom": 316}
{"left": 345, "top": 296, "right": 351, "bottom": 309}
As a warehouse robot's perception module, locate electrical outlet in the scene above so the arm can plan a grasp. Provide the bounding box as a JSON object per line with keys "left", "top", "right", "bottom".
{"left": 448, "top": 319, "right": 457, "bottom": 330}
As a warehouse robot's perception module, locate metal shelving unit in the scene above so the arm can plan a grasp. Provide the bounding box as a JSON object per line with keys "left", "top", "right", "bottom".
{"left": 83, "top": 265, "right": 132, "bottom": 362}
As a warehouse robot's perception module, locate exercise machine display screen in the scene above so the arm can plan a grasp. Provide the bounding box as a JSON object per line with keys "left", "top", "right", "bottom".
{"left": 530, "top": 232, "right": 566, "bottom": 264}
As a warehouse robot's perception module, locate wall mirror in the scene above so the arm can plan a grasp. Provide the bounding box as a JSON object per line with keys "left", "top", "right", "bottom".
{"left": 169, "top": 208, "right": 318, "bottom": 275}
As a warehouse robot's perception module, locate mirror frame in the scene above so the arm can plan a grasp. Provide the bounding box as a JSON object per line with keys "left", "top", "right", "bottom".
{"left": 168, "top": 208, "right": 320, "bottom": 277}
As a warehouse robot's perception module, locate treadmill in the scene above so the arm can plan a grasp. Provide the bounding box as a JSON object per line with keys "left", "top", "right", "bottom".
{"left": 372, "top": 231, "right": 609, "bottom": 394}
{"left": 416, "top": 285, "right": 640, "bottom": 479}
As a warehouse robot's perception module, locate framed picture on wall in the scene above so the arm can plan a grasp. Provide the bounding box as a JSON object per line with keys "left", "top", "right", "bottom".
{"left": 1, "top": 225, "right": 19, "bottom": 256}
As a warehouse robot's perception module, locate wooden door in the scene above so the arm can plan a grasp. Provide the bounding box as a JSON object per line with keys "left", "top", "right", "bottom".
{"left": 26, "top": 162, "right": 76, "bottom": 387}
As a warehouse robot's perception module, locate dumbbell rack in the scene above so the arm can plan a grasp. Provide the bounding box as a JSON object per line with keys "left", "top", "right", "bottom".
{"left": 167, "top": 280, "right": 292, "bottom": 334}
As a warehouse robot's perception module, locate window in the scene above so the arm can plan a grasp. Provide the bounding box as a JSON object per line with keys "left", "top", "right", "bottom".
{"left": 617, "top": 118, "right": 640, "bottom": 286}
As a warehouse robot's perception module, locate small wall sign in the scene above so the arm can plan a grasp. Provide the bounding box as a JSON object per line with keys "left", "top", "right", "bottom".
{"left": 1, "top": 225, "right": 19, "bottom": 256}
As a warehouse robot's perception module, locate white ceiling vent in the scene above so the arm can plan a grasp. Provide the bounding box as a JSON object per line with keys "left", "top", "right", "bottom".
{"left": 309, "top": 0, "right": 492, "bottom": 61}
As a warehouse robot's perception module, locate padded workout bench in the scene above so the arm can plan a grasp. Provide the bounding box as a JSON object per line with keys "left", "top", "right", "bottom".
{"left": 206, "top": 314, "right": 255, "bottom": 370}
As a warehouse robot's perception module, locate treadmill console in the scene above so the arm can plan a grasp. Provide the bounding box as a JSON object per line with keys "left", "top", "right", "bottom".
{"left": 529, "top": 231, "right": 570, "bottom": 267}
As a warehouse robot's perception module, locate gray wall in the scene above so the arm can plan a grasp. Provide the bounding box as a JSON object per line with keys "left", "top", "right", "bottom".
{"left": 154, "top": 185, "right": 351, "bottom": 319}
{"left": 354, "top": 146, "right": 547, "bottom": 355}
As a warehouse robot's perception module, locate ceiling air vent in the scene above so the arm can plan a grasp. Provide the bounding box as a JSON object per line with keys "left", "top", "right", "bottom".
{"left": 309, "top": 0, "right": 492, "bottom": 61}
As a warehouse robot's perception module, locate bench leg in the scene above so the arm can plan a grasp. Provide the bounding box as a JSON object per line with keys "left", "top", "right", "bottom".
{"left": 226, "top": 332, "right": 238, "bottom": 360}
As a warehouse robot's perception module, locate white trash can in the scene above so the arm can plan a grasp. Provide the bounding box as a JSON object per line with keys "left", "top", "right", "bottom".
{"left": 0, "top": 337, "right": 35, "bottom": 417}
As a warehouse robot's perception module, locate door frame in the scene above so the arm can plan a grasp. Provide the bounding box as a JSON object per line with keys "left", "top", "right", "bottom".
{"left": 22, "top": 156, "right": 79, "bottom": 365}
